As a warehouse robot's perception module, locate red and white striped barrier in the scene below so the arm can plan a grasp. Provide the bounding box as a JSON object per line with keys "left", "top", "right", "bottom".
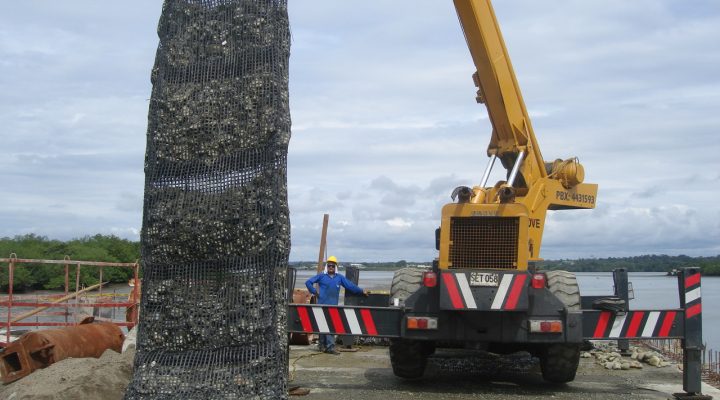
{"left": 288, "top": 305, "right": 401, "bottom": 337}
{"left": 440, "top": 272, "right": 528, "bottom": 310}
{"left": 684, "top": 271, "right": 702, "bottom": 320}
{"left": 586, "top": 310, "right": 682, "bottom": 339}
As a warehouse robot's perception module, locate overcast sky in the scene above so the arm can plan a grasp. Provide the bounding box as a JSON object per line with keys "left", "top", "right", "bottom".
{"left": 1, "top": 1, "right": 718, "bottom": 262}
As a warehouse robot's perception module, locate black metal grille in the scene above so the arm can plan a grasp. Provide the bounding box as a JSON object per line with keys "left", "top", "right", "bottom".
{"left": 449, "top": 217, "right": 519, "bottom": 269}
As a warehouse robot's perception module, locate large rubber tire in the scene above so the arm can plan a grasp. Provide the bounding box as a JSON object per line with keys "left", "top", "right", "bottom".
{"left": 545, "top": 270, "right": 581, "bottom": 311}
{"left": 389, "top": 267, "right": 426, "bottom": 305}
{"left": 389, "top": 339, "right": 431, "bottom": 379}
{"left": 540, "top": 343, "right": 581, "bottom": 383}
{"left": 389, "top": 267, "right": 431, "bottom": 379}
{"left": 540, "top": 270, "right": 581, "bottom": 383}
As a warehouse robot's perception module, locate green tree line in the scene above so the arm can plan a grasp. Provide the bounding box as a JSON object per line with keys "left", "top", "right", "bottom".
{"left": 540, "top": 254, "right": 720, "bottom": 275}
{"left": 0, "top": 234, "right": 140, "bottom": 292}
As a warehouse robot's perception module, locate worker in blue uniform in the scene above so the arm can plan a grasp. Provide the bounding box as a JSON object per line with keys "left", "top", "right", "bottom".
{"left": 305, "top": 255, "right": 368, "bottom": 354}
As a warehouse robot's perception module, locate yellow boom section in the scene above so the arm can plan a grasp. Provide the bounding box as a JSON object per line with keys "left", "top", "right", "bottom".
{"left": 454, "top": 0, "right": 546, "bottom": 188}
{"left": 437, "top": 0, "right": 598, "bottom": 268}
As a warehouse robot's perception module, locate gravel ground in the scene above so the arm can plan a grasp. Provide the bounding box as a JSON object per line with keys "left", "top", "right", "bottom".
{"left": 289, "top": 345, "right": 720, "bottom": 400}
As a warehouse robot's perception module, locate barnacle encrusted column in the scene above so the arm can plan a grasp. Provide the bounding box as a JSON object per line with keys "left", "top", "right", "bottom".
{"left": 125, "top": 1, "right": 291, "bottom": 398}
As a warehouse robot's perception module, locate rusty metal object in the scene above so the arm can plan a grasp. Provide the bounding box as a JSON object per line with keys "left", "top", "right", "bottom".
{"left": 289, "top": 385, "right": 311, "bottom": 396}
{"left": 0, "top": 321, "right": 125, "bottom": 384}
{"left": 1, "top": 257, "right": 139, "bottom": 347}
{"left": 292, "top": 289, "right": 312, "bottom": 305}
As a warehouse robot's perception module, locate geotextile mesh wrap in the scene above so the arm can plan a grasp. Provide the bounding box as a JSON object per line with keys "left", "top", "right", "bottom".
{"left": 125, "top": 0, "right": 291, "bottom": 398}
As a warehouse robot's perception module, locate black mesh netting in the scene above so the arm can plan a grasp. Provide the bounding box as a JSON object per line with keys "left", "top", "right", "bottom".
{"left": 125, "top": 0, "right": 291, "bottom": 398}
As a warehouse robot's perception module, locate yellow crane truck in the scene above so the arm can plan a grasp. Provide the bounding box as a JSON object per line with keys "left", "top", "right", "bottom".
{"left": 290, "top": 0, "right": 707, "bottom": 395}
{"left": 388, "top": 0, "right": 596, "bottom": 382}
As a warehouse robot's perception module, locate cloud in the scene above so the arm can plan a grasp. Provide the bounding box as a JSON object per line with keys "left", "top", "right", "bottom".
{"left": 544, "top": 203, "right": 720, "bottom": 258}
{"left": 115, "top": 192, "right": 142, "bottom": 213}
{"left": 385, "top": 217, "right": 413, "bottom": 229}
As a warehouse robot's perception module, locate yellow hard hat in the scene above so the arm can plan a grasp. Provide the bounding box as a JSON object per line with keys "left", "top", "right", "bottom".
{"left": 326, "top": 255, "right": 338, "bottom": 264}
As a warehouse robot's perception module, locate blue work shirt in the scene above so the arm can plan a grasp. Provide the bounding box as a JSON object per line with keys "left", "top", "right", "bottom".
{"left": 305, "top": 273, "right": 364, "bottom": 305}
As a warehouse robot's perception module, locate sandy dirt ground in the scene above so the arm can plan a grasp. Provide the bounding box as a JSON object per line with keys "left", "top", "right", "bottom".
{"left": 0, "top": 348, "right": 135, "bottom": 400}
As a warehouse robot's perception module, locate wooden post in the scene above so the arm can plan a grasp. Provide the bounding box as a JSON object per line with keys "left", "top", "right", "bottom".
{"left": 314, "top": 214, "right": 329, "bottom": 299}
{"left": 316, "top": 214, "right": 329, "bottom": 274}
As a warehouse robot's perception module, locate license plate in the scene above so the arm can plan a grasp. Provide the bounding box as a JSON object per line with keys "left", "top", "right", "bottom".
{"left": 469, "top": 272, "right": 500, "bottom": 287}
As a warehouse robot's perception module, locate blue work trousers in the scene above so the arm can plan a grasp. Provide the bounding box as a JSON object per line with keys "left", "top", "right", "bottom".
{"left": 319, "top": 333, "right": 335, "bottom": 351}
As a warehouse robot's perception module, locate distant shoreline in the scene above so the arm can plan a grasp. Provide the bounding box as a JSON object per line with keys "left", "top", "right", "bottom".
{"left": 289, "top": 254, "right": 720, "bottom": 276}
{"left": 290, "top": 265, "right": 720, "bottom": 276}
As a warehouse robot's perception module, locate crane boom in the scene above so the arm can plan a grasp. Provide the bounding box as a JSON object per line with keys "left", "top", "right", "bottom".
{"left": 439, "top": 0, "right": 598, "bottom": 266}
{"left": 454, "top": 0, "right": 547, "bottom": 188}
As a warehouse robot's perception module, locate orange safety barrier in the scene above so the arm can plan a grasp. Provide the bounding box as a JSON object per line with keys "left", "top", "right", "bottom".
{"left": 0, "top": 255, "right": 140, "bottom": 347}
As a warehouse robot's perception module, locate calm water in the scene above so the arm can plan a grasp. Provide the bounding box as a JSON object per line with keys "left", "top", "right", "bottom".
{"left": 295, "top": 270, "right": 720, "bottom": 351}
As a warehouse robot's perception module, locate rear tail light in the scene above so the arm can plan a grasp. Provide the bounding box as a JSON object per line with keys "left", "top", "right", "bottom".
{"left": 529, "top": 320, "right": 563, "bottom": 333}
{"left": 531, "top": 273, "right": 546, "bottom": 289}
{"left": 407, "top": 316, "right": 438, "bottom": 330}
{"left": 407, "top": 318, "right": 418, "bottom": 329}
{"left": 423, "top": 271, "right": 438, "bottom": 288}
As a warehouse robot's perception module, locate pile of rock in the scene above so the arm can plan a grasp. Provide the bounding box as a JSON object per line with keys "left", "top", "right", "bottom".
{"left": 630, "top": 347, "right": 672, "bottom": 368}
{"left": 582, "top": 342, "right": 672, "bottom": 370}
{"left": 583, "top": 349, "right": 643, "bottom": 370}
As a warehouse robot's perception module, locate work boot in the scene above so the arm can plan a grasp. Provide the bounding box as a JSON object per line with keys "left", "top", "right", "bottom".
{"left": 326, "top": 349, "right": 340, "bottom": 355}
{"left": 316, "top": 345, "right": 326, "bottom": 352}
